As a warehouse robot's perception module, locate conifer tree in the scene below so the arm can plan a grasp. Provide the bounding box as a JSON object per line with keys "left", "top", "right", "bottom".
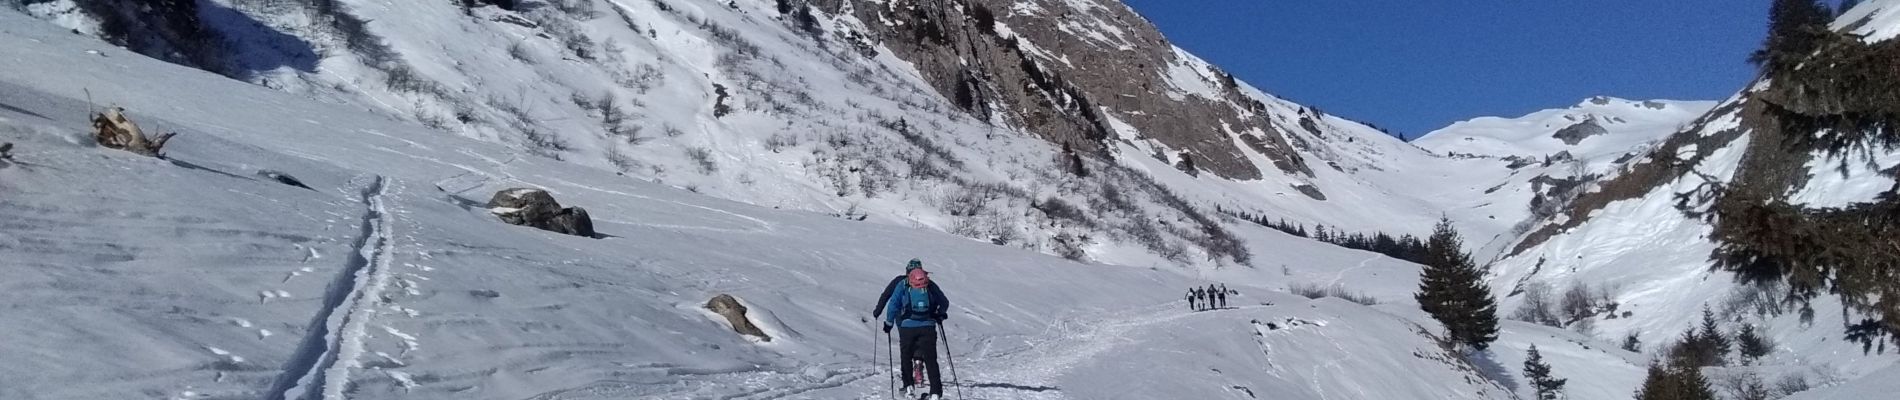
{"left": 1737, "top": 324, "right": 1775, "bottom": 363}
{"left": 1635, "top": 363, "right": 1717, "bottom": 400}
{"left": 1522, "top": 345, "right": 1567, "bottom": 400}
{"left": 1415, "top": 217, "right": 1499, "bottom": 350}
{"left": 1698, "top": 307, "right": 1731, "bottom": 362}
{"left": 1750, "top": 0, "right": 1834, "bottom": 74}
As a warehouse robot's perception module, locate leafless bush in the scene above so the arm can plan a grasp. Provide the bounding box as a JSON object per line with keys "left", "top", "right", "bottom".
{"left": 701, "top": 21, "right": 760, "bottom": 55}
{"left": 1289, "top": 283, "right": 1379, "bottom": 305}
{"left": 1512, "top": 282, "right": 1562, "bottom": 327}
{"left": 550, "top": 0, "right": 600, "bottom": 19}
{"left": 949, "top": 216, "right": 983, "bottom": 238}
{"left": 597, "top": 92, "right": 643, "bottom": 144}
{"left": 1052, "top": 232, "right": 1089, "bottom": 261}
{"left": 508, "top": 40, "right": 534, "bottom": 62}
{"left": 536, "top": 14, "right": 596, "bottom": 59}
{"left": 858, "top": 159, "right": 892, "bottom": 198}
{"left": 942, "top": 186, "right": 991, "bottom": 217}
{"left": 883, "top": 117, "right": 963, "bottom": 168}
{"left": 522, "top": 127, "right": 570, "bottom": 158}
{"left": 765, "top": 132, "right": 797, "bottom": 152}
{"left": 1035, "top": 197, "right": 1094, "bottom": 228}
{"left": 384, "top": 65, "right": 446, "bottom": 96}
{"left": 1722, "top": 280, "right": 1788, "bottom": 318}
{"left": 906, "top": 156, "right": 950, "bottom": 180}
{"left": 1773, "top": 374, "right": 1810, "bottom": 396}
{"left": 606, "top": 145, "right": 640, "bottom": 173}
{"left": 1561, "top": 281, "right": 1601, "bottom": 324}
{"left": 685, "top": 147, "right": 716, "bottom": 174}
{"left": 1716, "top": 371, "right": 1776, "bottom": 400}
{"left": 613, "top": 63, "right": 664, "bottom": 94}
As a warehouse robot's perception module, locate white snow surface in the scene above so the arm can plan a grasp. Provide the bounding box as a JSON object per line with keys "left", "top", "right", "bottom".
{"left": 1790, "top": 146, "right": 1900, "bottom": 208}
{"left": 1416, "top": 97, "right": 1717, "bottom": 166}
{"left": 1487, "top": 96, "right": 1899, "bottom": 399}
{"left": 0, "top": 9, "right": 1523, "bottom": 400}
{"left": 5, "top": 0, "right": 1900, "bottom": 398}
{"left": 1837, "top": 0, "right": 1900, "bottom": 43}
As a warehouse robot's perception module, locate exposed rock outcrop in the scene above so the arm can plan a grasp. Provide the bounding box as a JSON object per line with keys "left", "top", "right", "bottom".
{"left": 811, "top": 0, "right": 1312, "bottom": 180}
{"left": 488, "top": 188, "right": 596, "bottom": 237}
{"left": 1552, "top": 117, "right": 1608, "bottom": 145}
{"left": 706, "top": 294, "right": 771, "bottom": 342}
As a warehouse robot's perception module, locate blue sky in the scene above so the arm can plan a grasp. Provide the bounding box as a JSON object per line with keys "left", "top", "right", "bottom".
{"left": 1120, "top": 1, "right": 1791, "bottom": 139}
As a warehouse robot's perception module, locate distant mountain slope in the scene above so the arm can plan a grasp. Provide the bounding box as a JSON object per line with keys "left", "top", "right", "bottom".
{"left": 1417, "top": 97, "right": 1716, "bottom": 164}
{"left": 1484, "top": 1, "right": 1900, "bottom": 396}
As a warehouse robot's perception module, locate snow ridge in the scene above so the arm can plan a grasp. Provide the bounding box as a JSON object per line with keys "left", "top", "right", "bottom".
{"left": 268, "top": 176, "right": 397, "bottom": 400}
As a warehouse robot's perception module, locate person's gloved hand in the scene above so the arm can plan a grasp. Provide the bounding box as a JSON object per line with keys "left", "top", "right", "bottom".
{"left": 933, "top": 312, "right": 948, "bottom": 322}
{"left": 882, "top": 322, "right": 893, "bottom": 333}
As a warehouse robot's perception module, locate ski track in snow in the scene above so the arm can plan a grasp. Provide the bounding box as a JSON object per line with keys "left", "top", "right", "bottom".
{"left": 522, "top": 302, "right": 1265, "bottom": 400}
{"left": 1327, "top": 255, "right": 1381, "bottom": 288}
{"left": 953, "top": 303, "right": 1271, "bottom": 399}
{"left": 266, "top": 176, "right": 401, "bottom": 400}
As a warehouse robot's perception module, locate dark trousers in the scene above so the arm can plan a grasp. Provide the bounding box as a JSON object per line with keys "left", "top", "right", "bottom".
{"left": 898, "top": 325, "right": 942, "bottom": 395}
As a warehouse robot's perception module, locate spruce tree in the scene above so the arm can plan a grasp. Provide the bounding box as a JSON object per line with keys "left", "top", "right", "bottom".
{"left": 1698, "top": 307, "right": 1730, "bottom": 362}
{"left": 1635, "top": 363, "right": 1717, "bottom": 400}
{"left": 1737, "top": 324, "right": 1775, "bottom": 363}
{"left": 1415, "top": 217, "right": 1500, "bottom": 350}
{"left": 1522, "top": 345, "right": 1567, "bottom": 400}
{"left": 1750, "top": 0, "right": 1834, "bottom": 74}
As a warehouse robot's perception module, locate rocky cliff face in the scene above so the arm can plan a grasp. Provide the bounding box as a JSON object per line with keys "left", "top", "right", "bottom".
{"left": 812, "top": 0, "right": 1309, "bottom": 180}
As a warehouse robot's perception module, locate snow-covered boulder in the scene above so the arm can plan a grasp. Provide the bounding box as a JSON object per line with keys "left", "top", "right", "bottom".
{"left": 487, "top": 188, "right": 594, "bottom": 237}
{"left": 705, "top": 294, "right": 770, "bottom": 342}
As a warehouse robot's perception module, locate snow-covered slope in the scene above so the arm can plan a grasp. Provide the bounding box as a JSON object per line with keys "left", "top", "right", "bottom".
{"left": 1418, "top": 97, "right": 1716, "bottom": 164}
{"left": 0, "top": 9, "right": 1529, "bottom": 399}
{"left": 0, "top": 0, "right": 1595, "bottom": 269}
{"left": 1481, "top": 1, "right": 1900, "bottom": 398}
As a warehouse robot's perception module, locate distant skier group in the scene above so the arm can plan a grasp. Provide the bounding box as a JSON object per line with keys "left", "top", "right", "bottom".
{"left": 1187, "top": 283, "right": 1232, "bottom": 311}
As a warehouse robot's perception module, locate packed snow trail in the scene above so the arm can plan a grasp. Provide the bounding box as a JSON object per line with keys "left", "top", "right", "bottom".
{"left": 269, "top": 176, "right": 399, "bottom": 400}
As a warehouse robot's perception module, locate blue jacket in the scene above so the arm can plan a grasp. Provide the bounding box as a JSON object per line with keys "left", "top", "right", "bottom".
{"left": 883, "top": 280, "right": 950, "bottom": 328}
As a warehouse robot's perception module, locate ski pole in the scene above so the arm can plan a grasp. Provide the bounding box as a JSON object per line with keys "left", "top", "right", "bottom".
{"left": 887, "top": 328, "right": 898, "bottom": 400}
{"left": 872, "top": 322, "right": 883, "bottom": 400}
{"left": 939, "top": 324, "right": 963, "bottom": 400}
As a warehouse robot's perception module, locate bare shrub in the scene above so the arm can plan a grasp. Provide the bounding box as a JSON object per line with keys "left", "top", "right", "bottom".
{"left": 1512, "top": 282, "right": 1562, "bottom": 327}
{"left": 1034, "top": 197, "right": 1094, "bottom": 228}
{"left": 1773, "top": 374, "right": 1809, "bottom": 396}
{"left": 685, "top": 147, "right": 716, "bottom": 174}
{"left": 701, "top": 21, "right": 761, "bottom": 55}
{"left": 508, "top": 40, "right": 533, "bottom": 62}
{"left": 764, "top": 132, "right": 797, "bottom": 152}
{"left": 522, "top": 127, "right": 570, "bottom": 158}
{"left": 1716, "top": 371, "right": 1776, "bottom": 400}
{"left": 942, "top": 186, "right": 991, "bottom": 217}
{"left": 1052, "top": 232, "right": 1089, "bottom": 261}
{"left": 551, "top": 0, "right": 600, "bottom": 19}
{"left": 1561, "top": 281, "right": 1601, "bottom": 324}
{"left": 1289, "top": 283, "right": 1379, "bottom": 305}
{"left": 597, "top": 92, "right": 642, "bottom": 144}
{"left": 605, "top": 145, "right": 640, "bottom": 173}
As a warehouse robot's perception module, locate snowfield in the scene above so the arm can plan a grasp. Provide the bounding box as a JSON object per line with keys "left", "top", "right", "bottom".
{"left": 4, "top": 0, "right": 1900, "bottom": 398}
{"left": 0, "top": 9, "right": 1516, "bottom": 399}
